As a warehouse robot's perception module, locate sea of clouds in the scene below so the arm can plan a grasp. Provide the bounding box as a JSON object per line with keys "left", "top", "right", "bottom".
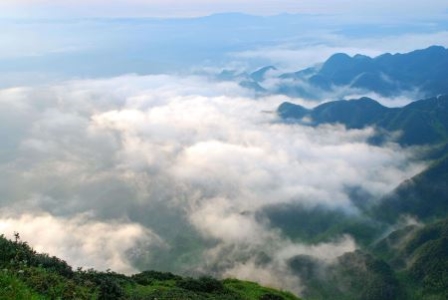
{"left": 0, "top": 74, "right": 426, "bottom": 293}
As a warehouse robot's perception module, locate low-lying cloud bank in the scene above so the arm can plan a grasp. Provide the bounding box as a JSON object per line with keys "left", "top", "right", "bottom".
{"left": 0, "top": 74, "right": 426, "bottom": 294}
{"left": 0, "top": 212, "right": 163, "bottom": 274}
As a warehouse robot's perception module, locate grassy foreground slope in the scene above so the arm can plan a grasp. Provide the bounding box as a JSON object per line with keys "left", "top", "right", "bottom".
{"left": 0, "top": 234, "right": 299, "bottom": 300}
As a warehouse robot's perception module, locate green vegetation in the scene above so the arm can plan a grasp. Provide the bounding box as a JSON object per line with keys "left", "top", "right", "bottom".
{"left": 392, "top": 219, "right": 448, "bottom": 300}
{"left": 292, "top": 218, "right": 448, "bottom": 300}
{"left": 0, "top": 233, "right": 300, "bottom": 300}
{"left": 223, "top": 279, "right": 298, "bottom": 300}
{"left": 288, "top": 251, "right": 403, "bottom": 300}
{"left": 261, "top": 203, "right": 382, "bottom": 246}
{"left": 375, "top": 154, "right": 448, "bottom": 222}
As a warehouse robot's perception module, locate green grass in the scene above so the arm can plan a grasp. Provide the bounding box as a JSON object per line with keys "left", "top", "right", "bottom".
{"left": 223, "top": 279, "right": 299, "bottom": 300}
{"left": 0, "top": 271, "right": 43, "bottom": 300}
{"left": 0, "top": 234, "right": 301, "bottom": 300}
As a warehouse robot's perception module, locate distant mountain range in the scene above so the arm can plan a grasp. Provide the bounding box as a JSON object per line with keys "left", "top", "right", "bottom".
{"left": 229, "top": 46, "right": 448, "bottom": 100}
{"left": 278, "top": 94, "right": 448, "bottom": 146}
{"left": 280, "top": 45, "right": 448, "bottom": 98}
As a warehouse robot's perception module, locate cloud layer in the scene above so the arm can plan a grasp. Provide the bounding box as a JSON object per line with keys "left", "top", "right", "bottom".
{"left": 0, "top": 74, "right": 425, "bottom": 293}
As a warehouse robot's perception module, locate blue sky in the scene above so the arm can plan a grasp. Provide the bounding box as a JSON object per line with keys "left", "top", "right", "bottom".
{"left": 1, "top": 0, "right": 447, "bottom": 18}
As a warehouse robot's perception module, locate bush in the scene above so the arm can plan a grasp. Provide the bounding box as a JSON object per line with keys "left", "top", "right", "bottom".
{"left": 131, "top": 270, "right": 180, "bottom": 285}
{"left": 176, "top": 276, "right": 225, "bottom": 293}
{"left": 98, "top": 277, "right": 125, "bottom": 300}
{"left": 259, "top": 293, "right": 285, "bottom": 300}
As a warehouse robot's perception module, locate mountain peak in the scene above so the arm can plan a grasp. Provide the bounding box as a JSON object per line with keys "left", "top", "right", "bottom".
{"left": 423, "top": 45, "right": 446, "bottom": 52}
{"left": 250, "top": 66, "right": 277, "bottom": 82}
{"left": 321, "top": 53, "right": 352, "bottom": 71}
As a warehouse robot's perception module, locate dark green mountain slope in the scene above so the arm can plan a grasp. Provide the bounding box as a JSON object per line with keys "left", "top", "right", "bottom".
{"left": 374, "top": 154, "right": 448, "bottom": 222}
{"left": 373, "top": 218, "right": 448, "bottom": 299}
{"left": 286, "top": 250, "right": 402, "bottom": 300}
{"left": 260, "top": 203, "right": 382, "bottom": 246}
{"left": 283, "top": 218, "right": 448, "bottom": 300}
{"left": 278, "top": 94, "right": 448, "bottom": 146}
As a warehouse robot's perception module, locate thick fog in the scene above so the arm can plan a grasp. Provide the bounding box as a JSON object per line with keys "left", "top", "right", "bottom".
{"left": 0, "top": 74, "right": 426, "bottom": 293}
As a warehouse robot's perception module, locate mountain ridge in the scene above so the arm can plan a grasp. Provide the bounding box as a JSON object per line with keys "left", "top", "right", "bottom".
{"left": 280, "top": 45, "right": 448, "bottom": 98}
{"left": 277, "top": 94, "right": 448, "bottom": 146}
{"left": 233, "top": 46, "right": 448, "bottom": 100}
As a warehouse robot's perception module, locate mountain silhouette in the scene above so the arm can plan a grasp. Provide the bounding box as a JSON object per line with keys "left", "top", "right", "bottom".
{"left": 270, "top": 46, "right": 448, "bottom": 99}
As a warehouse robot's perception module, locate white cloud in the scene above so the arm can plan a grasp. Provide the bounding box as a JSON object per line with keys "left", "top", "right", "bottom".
{"left": 0, "top": 212, "right": 164, "bottom": 274}
{"left": 0, "top": 74, "right": 427, "bottom": 294}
